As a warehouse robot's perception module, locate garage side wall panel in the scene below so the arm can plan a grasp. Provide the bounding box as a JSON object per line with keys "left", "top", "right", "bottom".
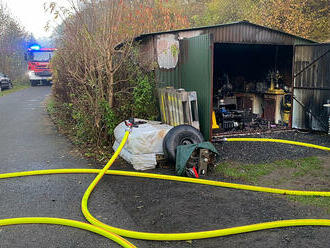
{"left": 293, "top": 44, "right": 330, "bottom": 131}
{"left": 156, "top": 67, "right": 181, "bottom": 88}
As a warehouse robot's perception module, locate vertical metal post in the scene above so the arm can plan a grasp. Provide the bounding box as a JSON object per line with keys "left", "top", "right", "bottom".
{"left": 324, "top": 101, "right": 330, "bottom": 135}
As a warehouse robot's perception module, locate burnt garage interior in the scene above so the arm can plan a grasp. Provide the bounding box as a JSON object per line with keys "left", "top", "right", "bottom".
{"left": 212, "top": 43, "right": 294, "bottom": 134}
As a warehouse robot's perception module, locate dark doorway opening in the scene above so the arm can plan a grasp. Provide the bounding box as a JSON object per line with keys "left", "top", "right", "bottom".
{"left": 212, "top": 43, "right": 293, "bottom": 136}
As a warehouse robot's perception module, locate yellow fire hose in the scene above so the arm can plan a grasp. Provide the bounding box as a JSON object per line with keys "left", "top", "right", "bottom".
{"left": 0, "top": 217, "right": 136, "bottom": 248}
{"left": 0, "top": 130, "right": 136, "bottom": 248}
{"left": 0, "top": 132, "right": 329, "bottom": 247}
{"left": 225, "top": 138, "right": 330, "bottom": 151}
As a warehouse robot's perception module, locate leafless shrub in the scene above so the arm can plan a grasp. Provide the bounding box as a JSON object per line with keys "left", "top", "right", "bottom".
{"left": 0, "top": 3, "right": 30, "bottom": 81}
{"left": 49, "top": 0, "right": 189, "bottom": 147}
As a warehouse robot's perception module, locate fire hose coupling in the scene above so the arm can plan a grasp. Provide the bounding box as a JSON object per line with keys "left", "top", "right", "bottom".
{"left": 124, "top": 118, "right": 137, "bottom": 131}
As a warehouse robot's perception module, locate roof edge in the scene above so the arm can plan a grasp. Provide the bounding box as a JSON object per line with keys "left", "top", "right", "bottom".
{"left": 135, "top": 20, "right": 316, "bottom": 44}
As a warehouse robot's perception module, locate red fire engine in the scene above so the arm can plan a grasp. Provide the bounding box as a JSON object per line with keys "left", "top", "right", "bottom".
{"left": 25, "top": 45, "right": 55, "bottom": 86}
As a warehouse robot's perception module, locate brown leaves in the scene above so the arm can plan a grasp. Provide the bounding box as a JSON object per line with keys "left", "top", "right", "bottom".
{"left": 248, "top": 0, "right": 316, "bottom": 39}
{"left": 51, "top": 0, "right": 190, "bottom": 145}
{"left": 196, "top": 0, "right": 327, "bottom": 41}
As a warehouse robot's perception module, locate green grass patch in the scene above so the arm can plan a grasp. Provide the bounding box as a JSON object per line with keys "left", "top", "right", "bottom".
{"left": 287, "top": 195, "right": 330, "bottom": 214}
{"left": 215, "top": 157, "right": 329, "bottom": 212}
{"left": 0, "top": 83, "right": 30, "bottom": 97}
{"left": 46, "top": 98, "right": 56, "bottom": 115}
{"left": 215, "top": 157, "right": 323, "bottom": 184}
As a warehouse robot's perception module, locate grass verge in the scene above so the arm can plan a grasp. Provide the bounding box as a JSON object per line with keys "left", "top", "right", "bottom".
{"left": 287, "top": 195, "right": 330, "bottom": 213}
{"left": 216, "top": 157, "right": 323, "bottom": 184}
{"left": 46, "top": 97, "right": 114, "bottom": 163}
{"left": 215, "top": 157, "right": 330, "bottom": 213}
{"left": 0, "top": 83, "right": 30, "bottom": 97}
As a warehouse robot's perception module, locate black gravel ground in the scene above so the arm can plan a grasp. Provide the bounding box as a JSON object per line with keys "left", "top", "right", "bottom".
{"left": 105, "top": 176, "right": 330, "bottom": 248}
{"left": 1, "top": 87, "right": 329, "bottom": 248}
{"left": 215, "top": 131, "right": 330, "bottom": 164}
{"left": 107, "top": 129, "right": 330, "bottom": 248}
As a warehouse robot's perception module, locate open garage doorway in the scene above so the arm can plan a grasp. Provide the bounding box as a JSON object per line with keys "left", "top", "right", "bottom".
{"left": 212, "top": 43, "right": 293, "bottom": 136}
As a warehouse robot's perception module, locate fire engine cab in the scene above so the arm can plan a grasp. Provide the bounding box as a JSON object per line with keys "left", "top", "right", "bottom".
{"left": 25, "top": 45, "right": 55, "bottom": 86}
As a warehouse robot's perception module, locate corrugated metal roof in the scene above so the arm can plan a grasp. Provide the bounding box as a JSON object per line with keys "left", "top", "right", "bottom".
{"left": 136, "top": 21, "right": 315, "bottom": 45}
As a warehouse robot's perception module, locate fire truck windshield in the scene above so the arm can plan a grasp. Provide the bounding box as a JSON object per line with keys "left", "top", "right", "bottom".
{"left": 29, "top": 51, "right": 53, "bottom": 62}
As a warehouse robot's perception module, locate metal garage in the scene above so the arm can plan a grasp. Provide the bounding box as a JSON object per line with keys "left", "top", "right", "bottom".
{"left": 135, "top": 21, "right": 329, "bottom": 140}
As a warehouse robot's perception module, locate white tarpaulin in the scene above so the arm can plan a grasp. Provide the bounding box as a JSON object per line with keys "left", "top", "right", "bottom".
{"left": 113, "top": 119, "right": 173, "bottom": 170}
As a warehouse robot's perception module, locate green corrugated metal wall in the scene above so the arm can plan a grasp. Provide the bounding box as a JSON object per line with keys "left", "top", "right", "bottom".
{"left": 180, "top": 34, "right": 212, "bottom": 140}
{"left": 156, "top": 34, "right": 213, "bottom": 140}
{"left": 156, "top": 66, "right": 181, "bottom": 89}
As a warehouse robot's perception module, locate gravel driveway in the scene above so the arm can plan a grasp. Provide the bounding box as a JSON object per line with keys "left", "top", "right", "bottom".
{"left": 215, "top": 131, "right": 330, "bottom": 164}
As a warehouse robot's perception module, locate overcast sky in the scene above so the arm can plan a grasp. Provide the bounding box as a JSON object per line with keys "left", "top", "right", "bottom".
{"left": 3, "top": 0, "right": 69, "bottom": 38}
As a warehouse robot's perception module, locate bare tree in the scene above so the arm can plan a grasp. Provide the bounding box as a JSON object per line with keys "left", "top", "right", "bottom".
{"left": 0, "top": 2, "right": 29, "bottom": 81}
{"left": 49, "top": 0, "right": 189, "bottom": 145}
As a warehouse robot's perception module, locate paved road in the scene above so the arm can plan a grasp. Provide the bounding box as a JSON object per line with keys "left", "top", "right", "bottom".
{"left": 0, "top": 87, "right": 329, "bottom": 248}
{"left": 0, "top": 87, "right": 143, "bottom": 247}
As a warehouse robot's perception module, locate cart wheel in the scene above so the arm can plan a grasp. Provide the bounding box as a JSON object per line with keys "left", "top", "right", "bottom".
{"left": 163, "top": 125, "right": 204, "bottom": 163}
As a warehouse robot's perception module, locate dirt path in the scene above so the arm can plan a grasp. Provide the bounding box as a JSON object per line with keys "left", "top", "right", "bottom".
{"left": 0, "top": 87, "right": 329, "bottom": 248}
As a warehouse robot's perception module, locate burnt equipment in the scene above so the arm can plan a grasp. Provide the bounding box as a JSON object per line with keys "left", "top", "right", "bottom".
{"left": 215, "top": 107, "right": 254, "bottom": 131}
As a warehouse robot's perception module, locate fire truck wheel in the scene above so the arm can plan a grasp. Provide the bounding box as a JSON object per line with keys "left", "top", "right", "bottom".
{"left": 163, "top": 125, "right": 204, "bottom": 163}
